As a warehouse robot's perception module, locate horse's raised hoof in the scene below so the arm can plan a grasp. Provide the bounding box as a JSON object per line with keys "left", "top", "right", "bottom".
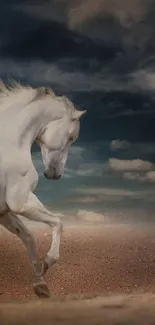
{"left": 33, "top": 283, "right": 51, "bottom": 299}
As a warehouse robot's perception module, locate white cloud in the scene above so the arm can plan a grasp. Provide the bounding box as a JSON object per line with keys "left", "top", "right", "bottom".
{"left": 131, "top": 69, "right": 155, "bottom": 92}
{"left": 123, "top": 170, "right": 155, "bottom": 183}
{"left": 43, "top": 208, "right": 106, "bottom": 224}
{"left": 146, "top": 171, "right": 155, "bottom": 182}
{"left": 76, "top": 168, "right": 95, "bottom": 176}
{"left": 109, "top": 156, "right": 155, "bottom": 183}
{"left": 66, "top": 196, "right": 103, "bottom": 203}
{"left": 69, "top": 184, "right": 155, "bottom": 207}
{"left": 109, "top": 158, "right": 154, "bottom": 172}
{"left": 75, "top": 186, "right": 135, "bottom": 197}
{"left": 77, "top": 210, "right": 105, "bottom": 223}
{"left": 69, "top": 146, "right": 86, "bottom": 155}
{"left": 66, "top": 193, "right": 133, "bottom": 203}
{"left": 110, "top": 139, "right": 131, "bottom": 151}
{"left": 123, "top": 172, "right": 146, "bottom": 182}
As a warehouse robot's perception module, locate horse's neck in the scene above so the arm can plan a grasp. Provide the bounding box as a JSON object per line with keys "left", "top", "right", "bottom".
{"left": 0, "top": 100, "right": 52, "bottom": 149}
{"left": 0, "top": 88, "right": 36, "bottom": 112}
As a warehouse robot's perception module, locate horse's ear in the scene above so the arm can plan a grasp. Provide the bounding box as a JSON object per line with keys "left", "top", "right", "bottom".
{"left": 44, "top": 87, "right": 51, "bottom": 95}
{"left": 72, "top": 110, "right": 87, "bottom": 120}
{"left": 38, "top": 87, "right": 51, "bottom": 96}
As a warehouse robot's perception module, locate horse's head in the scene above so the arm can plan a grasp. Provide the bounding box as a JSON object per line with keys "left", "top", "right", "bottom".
{"left": 38, "top": 102, "right": 86, "bottom": 180}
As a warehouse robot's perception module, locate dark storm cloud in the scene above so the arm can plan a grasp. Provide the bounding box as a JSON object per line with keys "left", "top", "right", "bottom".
{"left": 13, "top": 0, "right": 152, "bottom": 30}
{"left": 1, "top": 0, "right": 155, "bottom": 64}
{"left": 1, "top": 0, "right": 155, "bottom": 142}
{"left": 12, "top": 0, "right": 155, "bottom": 49}
{"left": 1, "top": 0, "right": 155, "bottom": 90}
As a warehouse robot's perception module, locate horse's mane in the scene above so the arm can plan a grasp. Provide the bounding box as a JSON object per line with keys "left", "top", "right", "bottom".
{"left": 0, "top": 79, "right": 30, "bottom": 96}
{"left": 0, "top": 79, "right": 75, "bottom": 113}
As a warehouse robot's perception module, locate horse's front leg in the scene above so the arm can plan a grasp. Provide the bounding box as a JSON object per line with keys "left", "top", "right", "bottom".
{"left": 9, "top": 192, "right": 63, "bottom": 276}
{"left": 0, "top": 212, "right": 50, "bottom": 298}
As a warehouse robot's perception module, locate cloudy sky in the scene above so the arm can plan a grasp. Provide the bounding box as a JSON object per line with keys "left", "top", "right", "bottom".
{"left": 1, "top": 0, "right": 155, "bottom": 223}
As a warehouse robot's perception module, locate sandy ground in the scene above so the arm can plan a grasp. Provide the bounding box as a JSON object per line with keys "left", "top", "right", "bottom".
{"left": 0, "top": 223, "right": 155, "bottom": 302}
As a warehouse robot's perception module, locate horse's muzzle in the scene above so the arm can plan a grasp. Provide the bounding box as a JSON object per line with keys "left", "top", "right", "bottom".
{"left": 43, "top": 171, "right": 61, "bottom": 180}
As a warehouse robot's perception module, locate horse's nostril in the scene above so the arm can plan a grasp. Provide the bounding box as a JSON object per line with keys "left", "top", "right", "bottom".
{"left": 53, "top": 174, "right": 61, "bottom": 180}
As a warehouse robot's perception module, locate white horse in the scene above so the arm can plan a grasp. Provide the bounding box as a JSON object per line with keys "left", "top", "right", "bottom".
{"left": 0, "top": 80, "right": 86, "bottom": 298}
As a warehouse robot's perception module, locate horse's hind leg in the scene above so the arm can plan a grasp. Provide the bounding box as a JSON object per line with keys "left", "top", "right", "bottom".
{"left": 0, "top": 213, "right": 50, "bottom": 298}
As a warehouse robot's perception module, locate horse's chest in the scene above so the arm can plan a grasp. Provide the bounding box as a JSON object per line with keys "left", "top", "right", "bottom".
{"left": 0, "top": 150, "right": 39, "bottom": 193}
